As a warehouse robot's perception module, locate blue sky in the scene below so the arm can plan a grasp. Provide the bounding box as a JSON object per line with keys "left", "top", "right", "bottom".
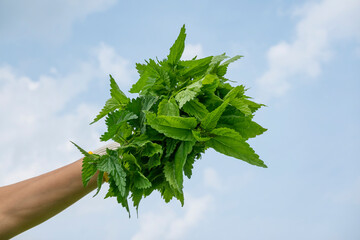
{"left": 1, "top": 0, "right": 359, "bottom": 239}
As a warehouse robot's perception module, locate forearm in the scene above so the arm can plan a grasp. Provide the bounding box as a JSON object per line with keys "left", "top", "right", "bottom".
{"left": 0, "top": 159, "right": 98, "bottom": 239}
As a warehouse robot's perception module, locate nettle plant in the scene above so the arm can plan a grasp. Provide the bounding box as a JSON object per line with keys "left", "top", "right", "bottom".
{"left": 73, "top": 25, "right": 267, "bottom": 216}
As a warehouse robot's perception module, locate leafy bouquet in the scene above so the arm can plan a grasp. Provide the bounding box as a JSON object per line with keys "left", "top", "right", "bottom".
{"left": 73, "top": 25, "right": 267, "bottom": 216}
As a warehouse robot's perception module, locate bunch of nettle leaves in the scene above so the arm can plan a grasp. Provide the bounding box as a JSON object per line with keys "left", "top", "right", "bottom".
{"left": 73, "top": 25, "right": 267, "bottom": 216}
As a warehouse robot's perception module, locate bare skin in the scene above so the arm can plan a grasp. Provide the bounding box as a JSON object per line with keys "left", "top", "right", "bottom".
{"left": 0, "top": 159, "right": 98, "bottom": 239}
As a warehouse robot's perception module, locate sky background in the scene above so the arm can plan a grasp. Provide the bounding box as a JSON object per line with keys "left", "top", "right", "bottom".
{"left": 0, "top": 0, "right": 359, "bottom": 239}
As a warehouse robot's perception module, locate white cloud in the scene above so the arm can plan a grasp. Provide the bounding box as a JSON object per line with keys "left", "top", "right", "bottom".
{"left": 131, "top": 194, "right": 213, "bottom": 240}
{"left": 166, "top": 195, "right": 213, "bottom": 240}
{"left": 0, "top": 65, "right": 99, "bottom": 185}
{"left": 0, "top": 43, "right": 134, "bottom": 186}
{"left": 0, "top": 0, "right": 117, "bottom": 43}
{"left": 94, "top": 43, "right": 136, "bottom": 91}
{"left": 181, "top": 43, "right": 204, "bottom": 60}
{"left": 131, "top": 209, "right": 175, "bottom": 240}
{"left": 203, "top": 167, "right": 222, "bottom": 190}
{"left": 256, "top": 0, "right": 360, "bottom": 100}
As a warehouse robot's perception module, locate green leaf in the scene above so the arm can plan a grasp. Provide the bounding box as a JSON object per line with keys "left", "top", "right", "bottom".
{"left": 183, "top": 150, "right": 196, "bottom": 179}
{"left": 199, "top": 92, "right": 223, "bottom": 111}
{"left": 110, "top": 75, "right": 129, "bottom": 104}
{"left": 173, "top": 188, "right": 184, "bottom": 206}
{"left": 145, "top": 111, "right": 197, "bottom": 141}
{"left": 217, "top": 116, "right": 267, "bottom": 140}
{"left": 201, "top": 99, "right": 229, "bottom": 130}
{"left": 222, "top": 86, "right": 252, "bottom": 116}
{"left": 206, "top": 53, "right": 229, "bottom": 74}
{"left": 141, "top": 95, "right": 159, "bottom": 111}
{"left": 221, "top": 55, "right": 243, "bottom": 66}
{"left": 202, "top": 74, "right": 219, "bottom": 85}
{"left": 168, "top": 24, "right": 186, "bottom": 64}
{"left": 100, "top": 110, "right": 138, "bottom": 141}
{"left": 175, "top": 89, "right": 197, "bottom": 108}
{"left": 129, "top": 67, "right": 157, "bottom": 94}
{"left": 91, "top": 98, "right": 121, "bottom": 124}
{"left": 192, "top": 130, "right": 211, "bottom": 141}
{"left": 223, "top": 85, "right": 245, "bottom": 101}
{"left": 217, "top": 55, "right": 243, "bottom": 77}
{"left": 139, "top": 95, "right": 159, "bottom": 133}
{"left": 146, "top": 154, "right": 161, "bottom": 169}
{"left": 126, "top": 97, "right": 141, "bottom": 128}
{"left": 131, "top": 187, "right": 144, "bottom": 212}
{"left": 116, "top": 192, "right": 131, "bottom": 218}
{"left": 160, "top": 182, "right": 174, "bottom": 203}
{"left": 201, "top": 74, "right": 220, "bottom": 94}
{"left": 71, "top": 141, "right": 93, "bottom": 158}
{"left": 112, "top": 123, "right": 132, "bottom": 144}
{"left": 136, "top": 59, "right": 170, "bottom": 96}
{"left": 136, "top": 63, "right": 147, "bottom": 75}
{"left": 134, "top": 171, "right": 152, "bottom": 189}
{"left": 142, "top": 142, "right": 163, "bottom": 157}
{"left": 148, "top": 112, "right": 197, "bottom": 129}
{"left": 243, "top": 98, "right": 266, "bottom": 113}
{"left": 81, "top": 156, "right": 97, "bottom": 187}
{"left": 206, "top": 128, "right": 267, "bottom": 168}
{"left": 182, "top": 99, "right": 209, "bottom": 120}
{"left": 123, "top": 153, "right": 141, "bottom": 170}
{"left": 174, "top": 141, "right": 195, "bottom": 189}
{"left": 216, "top": 82, "right": 233, "bottom": 99}
{"left": 230, "top": 98, "right": 252, "bottom": 116}
{"left": 175, "top": 80, "right": 202, "bottom": 108}
{"left": 93, "top": 171, "right": 104, "bottom": 197}
{"left": 164, "top": 161, "right": 179, "bottom": 190}
{"left": 158, "top": 98, "right": 179, "bottom": 116}
{"left": 179, "top": 56, "right": 213, "bottom": 78}
{"left": 91, "top": 76, "right": 129, "bottom": 125}
{"left": 97, "top": 150, "right": 127, "bottom": 196}
{"left": 131, "top": 134, "right": 151, "bottom": 146}
{"left": 183, "top": 144, "right": 206, "bottom": 179}
{"left": 165, "top": 138, "right": 179, "bottom": 157}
